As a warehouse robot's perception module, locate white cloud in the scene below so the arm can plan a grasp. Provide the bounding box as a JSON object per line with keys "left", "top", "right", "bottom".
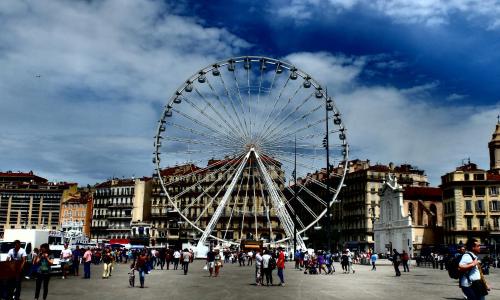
{"left": 271, "top": 0, "right": 500, "bottom": 30}
{"left": 0, "top": 0, "right": 250, "bottom": 184}
{"left": 282, "top": 51, "right": 500, "bottom": 185}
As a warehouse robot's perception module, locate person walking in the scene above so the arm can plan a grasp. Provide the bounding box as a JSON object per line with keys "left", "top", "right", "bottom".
{"left": 402, "top": 250, "right": 410, "bottom": 272}
{"left": 33, "top": 243, "right": 53, "bottom": 300}
{"left": 347, "top": 249, "right": 355, "bottom": 274}
{"left": 255, "top": 249, "right": 263, "bottom": 286}
{"left": 60, "top": 243, "right": 73, "bottom": 279}
{"left": 135, "top": 251, "right": 148, "bottom": 288}
{"left": 72, "top": 246, "right": 82, "bottom": 276}
{"left": 182, "top": 248, "right": 191, "bottom": 275}
{"left": 173, "top": 249, "right": 181, "bottom": 270}
{"left": 83, "top": 247, "right": 92, "bottom": 279}
{"left": 206, "top": 248, "right": 216, "bottom": 277}
{"left": 370, "top": 252, "right": 378, "bottom": 271}
{"left": 6, "top": 240, "right": 27, "bottom": 300}
{"left": 277, "top": 247, "right": 286, "bottom": 286}
{"left": 102, "top": 248, "right": 113, "bottom": 279}
{"left": 262, "top": 250, "right": 273, "bottom": 286}
{"left": 25, "top": 248, "right": 39, "bottom": 280}
{"left": 459, "top": 238, "right": 490, "bottom": 300}
{"left": 392, "top": 249, "right": 402, "bottom": 277}
{"left": 214, "top": 249, "right": 223, "bottom": 277}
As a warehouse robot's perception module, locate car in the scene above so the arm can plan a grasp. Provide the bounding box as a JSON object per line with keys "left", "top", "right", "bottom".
{"left": 49, "top": 245, "right": 65, "bottom": 274}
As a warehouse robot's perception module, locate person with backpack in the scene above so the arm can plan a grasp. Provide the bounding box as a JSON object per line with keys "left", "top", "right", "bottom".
{"left": 33, "top": 243, "right": 53, "bottom": 300}
{"left": 459, "top": 238, "right": 490, "bottom": 300}
{"left": 392, "top": 249, "right": 401, "bottom": 276}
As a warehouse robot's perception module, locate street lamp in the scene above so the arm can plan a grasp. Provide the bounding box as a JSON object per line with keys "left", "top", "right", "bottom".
{"left": 293, "top": 136, "right": 298, "bottom": 254}
{"left": 323, "top": 92, "right": 333, "bottom": 252}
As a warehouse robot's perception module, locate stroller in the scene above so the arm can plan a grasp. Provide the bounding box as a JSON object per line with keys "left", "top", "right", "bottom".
{"left": 128, "top": 268, "right": 135, "bottom": 287}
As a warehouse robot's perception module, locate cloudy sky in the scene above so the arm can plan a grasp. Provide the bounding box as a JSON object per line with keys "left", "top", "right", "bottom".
{"left": 1, "top": 0, "right": 499, "bottom": 186}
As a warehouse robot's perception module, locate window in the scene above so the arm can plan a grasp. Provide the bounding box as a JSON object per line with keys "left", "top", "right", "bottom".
{"left": 464, "top": 174, "right": 470, "bottom": 181}
{"left": 476, "top": 200, "right": 485, "bottom": 212}
{"left": 465, "top": 200, "right": 472, "bottom": 212}
{"left": 490, "top": 186, "right": 498, "bottom": 196}
{"left": 474, "top": 173, "right": 485, "bottom": 181}
{"left": 462, "top": 187, "right": 473, "bottom": 196}
{"left": 475, "top": 187, "right": 485, "bottom": 196}
{"left": 466, "top": 217, "right": 472, "bottom": 230}
{"left": 491, "top": 200, "right": 499, "bottom": 211}
{"left": 494, "top": 217, "right": 499, "bottom": 229}
{"left": 443, "top": 189, "right": 455, "bottom": 199}
{"left": 478, "top": 217, "right": 485, "bottom": 229}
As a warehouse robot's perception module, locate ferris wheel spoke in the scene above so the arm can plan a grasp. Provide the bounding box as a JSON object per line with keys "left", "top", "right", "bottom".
{"left": 163, "top": 153, "right": 242, "bottom": 186}
{"left": 181, "top": 94, "right": 240, "bottom": 143}
{"left": 231, "top": 68, "right": 252, "bottom": 139}
{"left": 255, "top": 169, "right": 273, "bottom": 242}
{"left": 222, "top": 166, "right": 247, "bottom": 240}
{"left": 258, "top": 158, "right": 309, "bottom": 230}
{"left": 171, "top": 107, "right": 239, "bottom": 146}
{"left": 251, "top": 162, "right": 259, "bottom": 239}
{"left": 204, "top": 77, "right": 248, "bottom": 140}
{"left": 239, "top": 162, "right": 251, "bottom": 240}
{"left": 218, "top": 72, "right": 250, "bottom": 140}
{"left": 165, "top": 121, "right": 240, "bottom": 149}
{"left": 193, "top": 156, "right": 245, "bottom": 225}
{"left": 163, "top": 136, "right": 236, "bottom": 152}
{"left": 257, "top": 74, "right": 291, "bottom": 140}
{"left": 258, "top": 82, "right": 305, "bottom": 141}
{"left": 174, "top": 154, "right": 245, "bottom": 204}
{"left": 261, "top": 100, "right": 321, "bottom": 144}
{"left": 180, "top": 158, "right": 242, "bottom": 217}
{"left": 264, "top": 115, "right": 327, "bottom": 144}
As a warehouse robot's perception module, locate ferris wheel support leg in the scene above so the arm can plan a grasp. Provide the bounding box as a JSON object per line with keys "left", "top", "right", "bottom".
{"left": 254, "top": 151, "right": 306, "bottom": 250}
{"left": 196, "top": 150, "right": 251, "bottom": 256}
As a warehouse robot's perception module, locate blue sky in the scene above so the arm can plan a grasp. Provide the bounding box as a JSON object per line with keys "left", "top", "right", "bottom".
{"left": 0, "top": 0, "right": 499, "bottom": 185}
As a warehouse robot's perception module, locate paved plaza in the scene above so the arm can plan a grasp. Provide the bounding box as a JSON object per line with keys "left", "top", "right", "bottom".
{"left": 21, "top": 260, "right": 499, "bottom": 300}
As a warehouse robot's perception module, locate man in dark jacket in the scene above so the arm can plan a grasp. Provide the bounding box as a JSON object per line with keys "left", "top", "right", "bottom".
{"left": 392, "top": 249, "right": 401, "bottom": 276}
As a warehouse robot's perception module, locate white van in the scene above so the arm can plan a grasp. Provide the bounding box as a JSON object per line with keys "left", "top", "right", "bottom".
{"left": 0, "top": 229, "right": 49, "bottom": 261}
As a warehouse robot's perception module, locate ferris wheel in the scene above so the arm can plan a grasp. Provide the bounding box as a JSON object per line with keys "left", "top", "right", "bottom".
{"left": 153, "top": 56, "right": 348, "bottom": 251}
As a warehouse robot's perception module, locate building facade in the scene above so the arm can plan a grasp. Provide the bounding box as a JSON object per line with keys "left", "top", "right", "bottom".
{"left": 148, "top": 157, "right": 286, "bottom": 248}
{"left": 331, "top": 160, "right": 429, "bottom": 250}
{"left": 0, "top": 171, "right": 75, "bottom": 238}
{"left": 90, "top": 179, "right": 135, "bottom": 242}
{"left": 59, "top": 189, "right": 93, "bottom": 238}
{"left": 374, "top": 176, "right": 443, "bottom": 255}
{"left": 441, "top": 121, "right": 500, "bottom": 246}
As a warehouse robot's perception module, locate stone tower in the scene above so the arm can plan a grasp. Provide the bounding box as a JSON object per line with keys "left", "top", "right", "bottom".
{"left": 488, "top": 119, "right": 500, "bottom": 173}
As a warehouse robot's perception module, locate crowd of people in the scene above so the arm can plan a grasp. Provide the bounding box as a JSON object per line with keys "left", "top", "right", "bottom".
{"left": 0, "top": 239, "right": 494, "bottom": 300}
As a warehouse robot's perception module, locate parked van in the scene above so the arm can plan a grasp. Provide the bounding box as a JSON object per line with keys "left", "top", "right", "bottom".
{"left": 0, "top": 229, "right": 49, "bottom": 261}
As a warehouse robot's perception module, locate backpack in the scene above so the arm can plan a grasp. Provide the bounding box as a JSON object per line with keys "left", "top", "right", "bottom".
{"left": 269, "top": 257, "right": 277, "bottom": 270}
{"left": 447, "top": 253, "right": 472, "bottom": 279}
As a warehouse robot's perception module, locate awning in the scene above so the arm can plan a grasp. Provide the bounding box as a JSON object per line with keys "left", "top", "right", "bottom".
{"left": 109, "top": 238, "right": 130, "bottom": 245}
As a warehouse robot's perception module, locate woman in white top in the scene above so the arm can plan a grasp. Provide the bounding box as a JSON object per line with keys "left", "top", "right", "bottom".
{"left": 459, "top": 238, "right": 490, "bottom": 300}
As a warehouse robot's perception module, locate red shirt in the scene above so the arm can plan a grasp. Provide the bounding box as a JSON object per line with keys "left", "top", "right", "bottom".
{"left": 277, "top": 251, "right": 285, "bottom": 269}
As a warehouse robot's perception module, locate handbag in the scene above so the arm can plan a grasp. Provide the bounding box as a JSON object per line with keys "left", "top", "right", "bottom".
{"left": 203, "top": 264, "right": 208, "bottom": 270}
{"left": 471, "top": 280, "right": 488, "bottom": 296}
{"left": 471, "top": 262, "right": 489, "bottom": 296}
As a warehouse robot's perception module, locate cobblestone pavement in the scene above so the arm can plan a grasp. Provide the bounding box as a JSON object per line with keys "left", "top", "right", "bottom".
{"left": 20, "top": 260, "right": 499, "bottom": 300}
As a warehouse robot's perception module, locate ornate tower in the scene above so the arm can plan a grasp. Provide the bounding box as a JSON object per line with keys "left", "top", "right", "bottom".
{"left": 488, "top": 119, "right": 500, "bottom": 173}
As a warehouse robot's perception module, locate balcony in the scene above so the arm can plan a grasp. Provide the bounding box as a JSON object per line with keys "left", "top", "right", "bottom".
{"left": 108, "top": 215, "right": 131, "bottom": 219}
{"left": 109, "top": 203, "right": 133, "bottom": 208}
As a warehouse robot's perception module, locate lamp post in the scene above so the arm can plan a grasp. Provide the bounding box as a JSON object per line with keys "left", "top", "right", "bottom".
{"left": 293, "top": 136, "right": 297, "bottom": 254}
{"left": 324, "top": 92, "right": 334, "bottom": 252}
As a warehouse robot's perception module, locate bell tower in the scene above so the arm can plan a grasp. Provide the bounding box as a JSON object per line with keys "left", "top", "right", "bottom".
{"left": 489, "top": 117, "right": 500, "bottom": 173}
